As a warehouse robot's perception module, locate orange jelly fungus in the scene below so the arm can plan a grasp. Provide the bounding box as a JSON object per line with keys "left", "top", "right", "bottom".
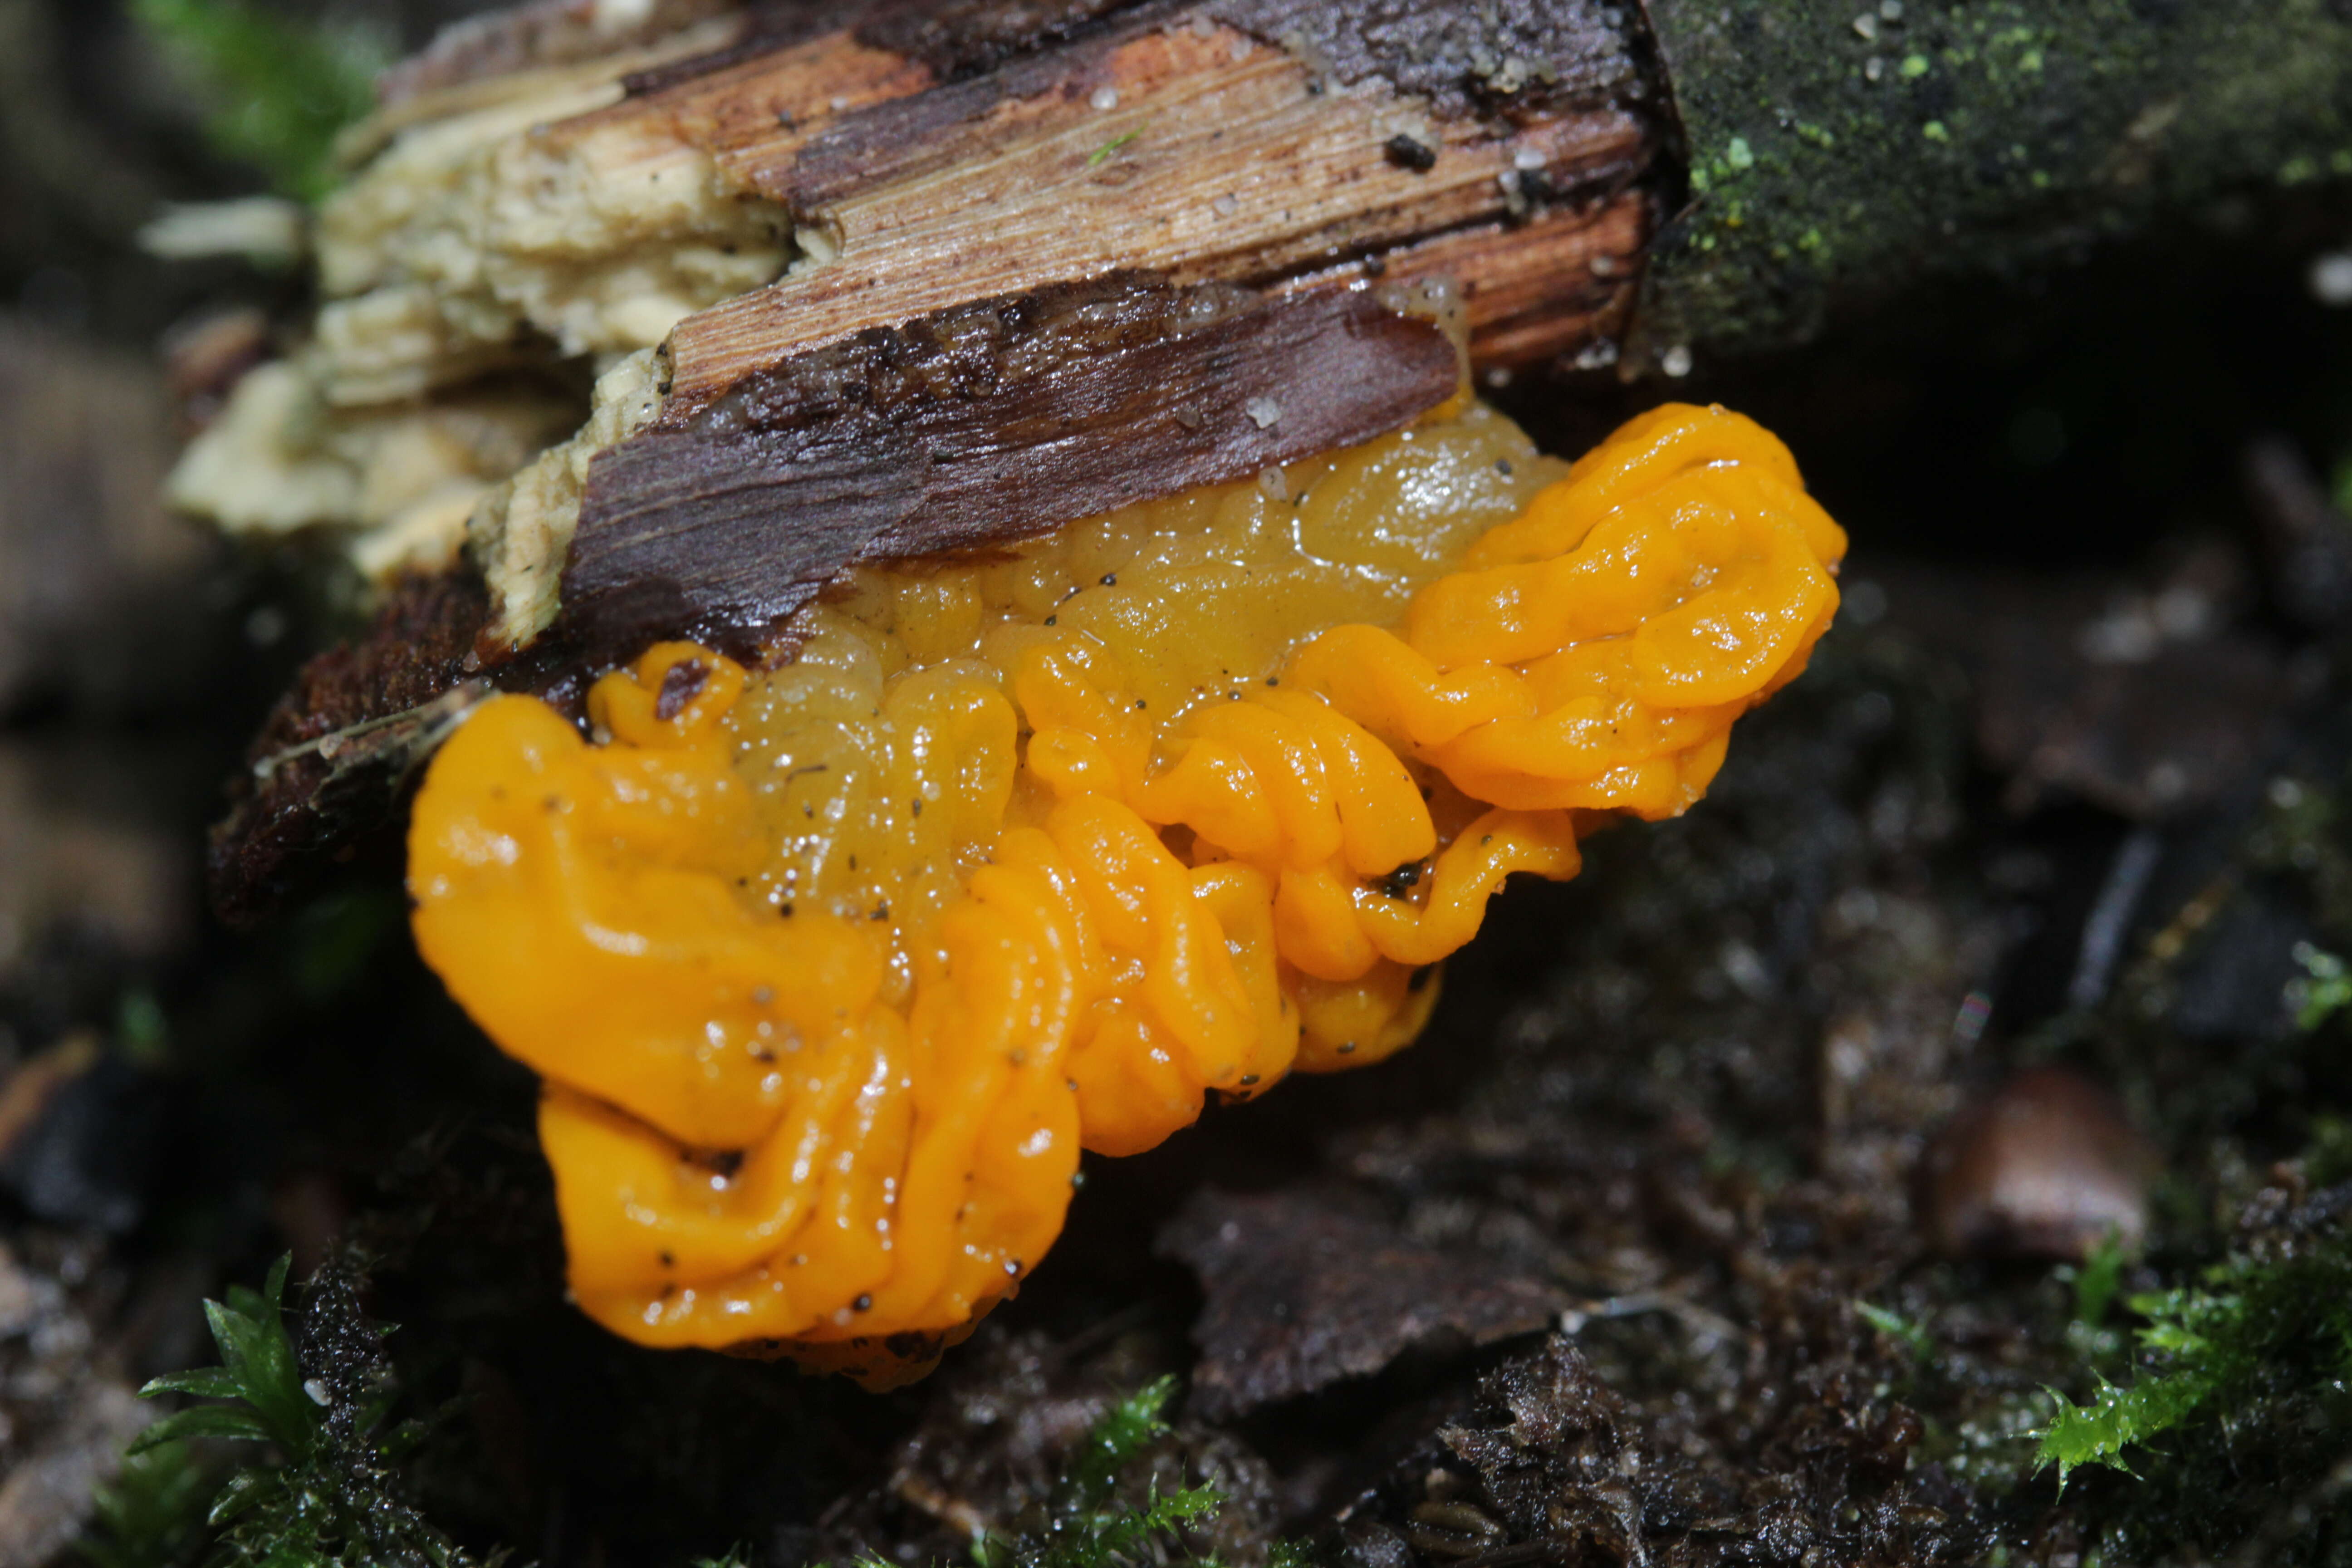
{"left": 407, "top": 402, "right": 1846, "bottom": 1383}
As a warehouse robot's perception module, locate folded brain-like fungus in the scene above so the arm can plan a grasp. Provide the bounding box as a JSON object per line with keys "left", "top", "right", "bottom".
{"left": 406, "top": 399, "right": 1846, "bottom": 1385}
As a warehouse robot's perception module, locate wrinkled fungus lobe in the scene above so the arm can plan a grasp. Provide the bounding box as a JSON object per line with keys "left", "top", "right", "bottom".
{"left": 407, "top": 401, "right": 1845, "bottom": 1383}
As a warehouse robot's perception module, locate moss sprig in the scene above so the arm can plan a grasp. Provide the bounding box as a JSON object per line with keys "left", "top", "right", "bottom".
{"left": 2035, "top": 1221, "right": 2352, "bottom": 1488}
{"left": 971, "top": 1378, "right": 1224, "bottom": 1568}
{"left": 78, "top": 1442, "right": 215, "bottom": 1568}
{"left": 134, "top": 0, "right": 385, "bottom": 201}
{"left": 95, "top": 1254, "right": 491, "bottom": 1568}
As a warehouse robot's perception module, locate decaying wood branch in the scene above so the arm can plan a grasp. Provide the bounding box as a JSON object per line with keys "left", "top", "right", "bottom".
{"left": 204, "top": 0, "right": 2352, "bottom": 920}
{"left": 637, "top": 7, "right": 1646, "bottom": 407}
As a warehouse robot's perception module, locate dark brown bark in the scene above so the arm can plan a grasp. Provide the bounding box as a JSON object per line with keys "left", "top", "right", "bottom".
{"left": 209, "top": 574, "right": 495, "bottom": 928}
{"left": 565, "top": 276, "right": 1458, "bottom": 662}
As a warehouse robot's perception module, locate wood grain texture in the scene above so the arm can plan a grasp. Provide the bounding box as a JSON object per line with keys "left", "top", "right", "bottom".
{"left": 657, "top": 13, "right": 1646, "bottom": 412}
{"left": 1288, "top": 191, "right": 1647, "bottom": 368}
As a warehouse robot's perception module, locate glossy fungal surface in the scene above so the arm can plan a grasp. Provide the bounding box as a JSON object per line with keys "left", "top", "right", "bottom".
{"left": 406, "top": 400, "right": 1845, "bottom": 1383}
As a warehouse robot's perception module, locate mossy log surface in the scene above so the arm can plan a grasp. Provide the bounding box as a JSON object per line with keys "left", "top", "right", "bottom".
{"left": 1642, "top": 0, "right": 2352, "bottom": 359}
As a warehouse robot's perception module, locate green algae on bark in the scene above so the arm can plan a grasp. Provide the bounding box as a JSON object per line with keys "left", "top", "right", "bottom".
{"left": 1639, "top": 0, "right": 2352, "bottom": 361}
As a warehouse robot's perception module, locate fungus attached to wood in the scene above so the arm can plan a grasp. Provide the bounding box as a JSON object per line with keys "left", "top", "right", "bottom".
{"left": 405, "top": 399, "right": 1845, "bottom": 1384}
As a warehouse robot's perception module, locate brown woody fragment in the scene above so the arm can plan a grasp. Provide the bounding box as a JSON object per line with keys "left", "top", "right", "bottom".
{"left": 209, "top": 573, "right": 499, "bottom": 927}
{"left": 1158, "top": 1184, "right": 1570, "bottom": 1419}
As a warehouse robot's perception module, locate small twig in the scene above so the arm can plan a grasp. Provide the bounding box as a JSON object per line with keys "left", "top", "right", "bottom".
{"left": 1050, "top": 1299, "right": 1157, "bottom": 1364}
{"left": 1451, "top": 1539, "right": 1572, "bottom": 1568}
{"left": 251, "top": 681, "right": 490, "bottom": 781}
{"left": 1556, "top": 1287, "right": 1746, "bottom": 1350}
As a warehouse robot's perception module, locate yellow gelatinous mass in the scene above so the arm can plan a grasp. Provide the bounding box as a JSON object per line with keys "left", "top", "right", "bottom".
{"left": 408, "top": 400, "right": 1845, "bottom": 1383}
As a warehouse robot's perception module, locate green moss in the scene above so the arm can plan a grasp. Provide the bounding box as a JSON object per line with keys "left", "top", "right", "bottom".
{"left": 134, "top": 0, "right": 386, "bottom": 201}
{"left": 93, "top": 1254, "right": 494, "bottom": 1568}
{"left": 78, "top": 1442, "right": 214, "bottom": 1568}
{"left": 2069, "top": 1231, "right": 2132, "bottom": 1330}
{"left": 970, "top": 1378, "right": 1224, "bottom": 1568}
{"left": 2032, "top": 1200, "right": 2352, "bottom": 1538}
{"left": 129, "top": 1256, "right": 323, "bottom": 1463}
{"left": 1641, "top": 0, "right": 2352, "bottom": 358}
{"left": 2307, "top": 1115, "right": 2352, "bottom": 1187}
{"left": 1087, "top": 129, "right": 1143, "bottom": 167}
{"left": 2037, "top": 1368, "right": 2208, "bottom": 1489}
{"left": 1856, "top": 1299, "right": 1936, "bottom": 1362}
{"left": 2291, "top": 943, "right": 2352, "bottom": 1030}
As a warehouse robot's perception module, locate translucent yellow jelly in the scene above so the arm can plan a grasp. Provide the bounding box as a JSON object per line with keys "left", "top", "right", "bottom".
{"left": 407, "top": 401, "right": 1845, "bottom": 1383}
